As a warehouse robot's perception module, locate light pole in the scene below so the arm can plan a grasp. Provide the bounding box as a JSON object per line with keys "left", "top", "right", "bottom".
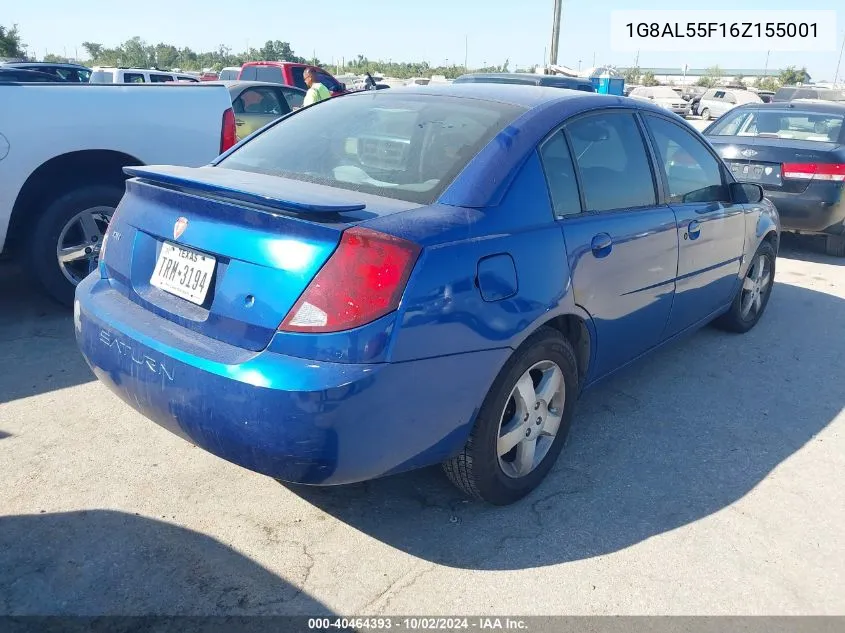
{"left": 549, "top": 0, "right": 562, "bottom": 66}
{"left": 834, "top": 29, "right": 845, "bottom": 87}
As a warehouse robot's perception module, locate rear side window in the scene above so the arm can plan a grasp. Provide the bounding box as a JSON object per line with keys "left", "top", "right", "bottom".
{"left": 539, "top": 131, "right": 581, "bottom": 217}
{"left": 150, "top": 73, "right": 174, "bottom": 83}
{"left": 55, "top": 68, "right": 91, "bottom": 82}
{"left": 565, "top": 112, "right": 656, "bottom": 212}
{"left": 233, "top": 87, "right": 289, "bottom": 115}
{"left": 643, "top": 114, "right": 727, "bottom": 204}
{"left": 220, "top": 93, "right": 525, "bottom": 204}
{"left": 124, "top": 73, "right": 145, "bottom": 83}
{"left": 280, "top": 87, "right": 304, "bottom": 109}
{"left": 255, "top": 66, "right": 284, "bottom": 83}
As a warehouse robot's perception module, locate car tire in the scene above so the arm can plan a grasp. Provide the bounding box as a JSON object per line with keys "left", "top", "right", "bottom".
{"left": 27, "top": 185, "right": 122, "bottom": 306}
{"left": 443, "top": 326, "right": 579, "bottom": 505}
{"left": 700, "top": 108, "right": 710, "bottom": 120}
{"left": 824, "top": 235, "right": 845, "bottom": 257}
{"left": 713, "top": 240, "right": 776, "bottom": 334}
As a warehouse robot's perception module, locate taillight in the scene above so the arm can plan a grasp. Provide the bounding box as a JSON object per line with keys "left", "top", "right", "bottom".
{"left": 279, "top": 227, "right": 421, "bottom": 333}
{"left": 782, "top": 162, "right": 845, "bottom": 182}
{"left": 221, "top": 108, "right": 237, "bottom": 153}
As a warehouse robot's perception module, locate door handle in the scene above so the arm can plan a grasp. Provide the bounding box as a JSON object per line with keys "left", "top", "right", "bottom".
{"left": 235, "top": 119, "right": 245, "bottom": 126}
{"left": 686, "top": 220, "right": 701, "bottom": 240}
{"left": 591, "top": 232, "right": 613, "bottom": 258}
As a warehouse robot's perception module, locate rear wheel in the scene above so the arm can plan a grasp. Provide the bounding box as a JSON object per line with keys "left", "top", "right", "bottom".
{"left": 27, "top": 185, "right": 121, "bottom": 306}
{"left": 443, "top": 327, "right": 579, "bottom": 505}
{"left": 714, "top": 241, "right": 776, "bottom": 333}
{"left": 824, "top": 234, "right": 845, "bottom": 257}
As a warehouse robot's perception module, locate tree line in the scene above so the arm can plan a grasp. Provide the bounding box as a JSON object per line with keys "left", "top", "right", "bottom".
{"left": 622, "top": 65, "right": 812, "bottom": 92}
{"left": 3, "top": 25, "right": 510, "bottom": 79}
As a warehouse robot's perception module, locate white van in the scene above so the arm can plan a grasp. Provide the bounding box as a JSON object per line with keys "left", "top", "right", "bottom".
{"left": 89, "top": 67, "right": 199, "bottom": 84}
{"left": 217, "top": 66, "right": 242, "bottom": 81}
{"left": 698, "top": 88, "right": 762, "bottom": 120}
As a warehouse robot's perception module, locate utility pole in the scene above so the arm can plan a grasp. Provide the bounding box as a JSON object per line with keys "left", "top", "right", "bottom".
{"left": 549, "top": 0, "right": 562, "bottom": 66}
{"left": 834, "top": 30, "right": 845, "bottom": 87}
{"left": 464, "top": 34, "right": 468, "bottom": 71}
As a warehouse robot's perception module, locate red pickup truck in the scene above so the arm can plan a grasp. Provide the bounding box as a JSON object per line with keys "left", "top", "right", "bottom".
{"left": 237, "top": 61, "right": 348, "bottom": 96}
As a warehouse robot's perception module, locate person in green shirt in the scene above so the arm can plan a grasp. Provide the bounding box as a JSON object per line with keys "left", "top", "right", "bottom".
{"left": 302, "top": 68, "right": 331, "bottom": 107}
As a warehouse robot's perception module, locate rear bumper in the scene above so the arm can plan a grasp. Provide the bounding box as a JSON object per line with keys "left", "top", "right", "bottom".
{"left": 765, "top": 184, "right": 845, "bottom": 234}
{"left": 74, "top": 276, "right": 507, "bottom": 485}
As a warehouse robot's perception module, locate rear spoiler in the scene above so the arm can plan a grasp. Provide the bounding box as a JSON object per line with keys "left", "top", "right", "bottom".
{"left": 123, "top": 165, "right": 367, "bottom": 214}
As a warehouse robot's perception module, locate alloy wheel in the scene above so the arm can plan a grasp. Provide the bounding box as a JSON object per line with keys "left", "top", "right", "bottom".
{"left": 56, "top": 206, "right": 114, "bottom": 284}
{"left": 740, "top": 254, "right": 772, "bottom": 320}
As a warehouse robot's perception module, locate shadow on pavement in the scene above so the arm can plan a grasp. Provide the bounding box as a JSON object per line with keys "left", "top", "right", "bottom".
{"left": 778, "top": 233, "right": 845, "bottom": 267}
{"left": 0, "top": 510, "right": 333, "bottom": 615}
{"left": 287, "top": 281, "right": 843, "bottom": 570}
{"left": 0, "top": 264, "right": 94, "bottom": 403}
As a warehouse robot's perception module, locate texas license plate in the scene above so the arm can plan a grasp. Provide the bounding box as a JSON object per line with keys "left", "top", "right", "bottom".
{"left": 150, "top": 242, "right": 215, "bottom": 305}
{"left": 729, "top": 161, "right": 781, "bottom": 184}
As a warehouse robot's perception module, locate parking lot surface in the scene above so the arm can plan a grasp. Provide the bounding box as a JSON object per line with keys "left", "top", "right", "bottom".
{"left": 1, "top": 235, "right": 843, "bottom": 616}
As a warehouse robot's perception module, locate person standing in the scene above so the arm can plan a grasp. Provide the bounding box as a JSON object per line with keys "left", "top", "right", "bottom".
{"left": 302, "top": 68, "right": 331, "bottom": 106}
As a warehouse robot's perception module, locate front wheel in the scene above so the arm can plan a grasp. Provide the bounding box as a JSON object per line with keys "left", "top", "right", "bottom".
{"left": 714, "top": 241, "right": 776, "bottom": 333}
{"left": 443, "top": 327, "right": 579, "bottom": 505}
{"left": 700, "top": 108, "right": 710, "bottom": 120}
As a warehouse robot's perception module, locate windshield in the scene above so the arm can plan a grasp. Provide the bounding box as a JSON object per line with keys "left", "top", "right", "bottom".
{"left": 219, "top": 92, "right": 525, "bottom": 204}
{"left": 707, "top": 108, "right": 845, "bottom": 142}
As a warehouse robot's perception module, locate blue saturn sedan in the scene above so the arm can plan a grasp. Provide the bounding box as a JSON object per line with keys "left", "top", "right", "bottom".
{"left": 75, "top": 84, "right": 780, "bottom": 505}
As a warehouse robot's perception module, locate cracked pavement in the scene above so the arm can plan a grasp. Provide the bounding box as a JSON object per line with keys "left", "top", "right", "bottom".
{"left": 1, "top": 235, "right": 844, "bottom": 615}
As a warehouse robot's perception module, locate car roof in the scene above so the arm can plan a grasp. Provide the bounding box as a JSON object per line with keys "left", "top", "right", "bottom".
{"left": 206, "top": 80, "right": 306, "bottom": 93}
{"left": 456, "top": 72, "right": 592, "bottom": 85}
{"left": 2, "top": 61, "right": 91, "bottom": 70}
{"left": 384, "top": 82, "right": 623, "bottom": 109}
{"left": 731, "top": 100, "right": 845, "bottom": 114}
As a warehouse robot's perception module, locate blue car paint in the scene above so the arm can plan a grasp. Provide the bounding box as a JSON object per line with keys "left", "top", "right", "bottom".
{"left": 75, "top": 85, "right": 780, "bottom": 486}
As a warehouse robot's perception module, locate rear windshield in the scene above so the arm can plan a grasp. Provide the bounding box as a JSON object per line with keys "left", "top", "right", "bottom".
{"left": 707, "top": 108, "right": 845, "bottom": 143}
{"left": 220, "top": 92, "right": 525, "bottom": 204}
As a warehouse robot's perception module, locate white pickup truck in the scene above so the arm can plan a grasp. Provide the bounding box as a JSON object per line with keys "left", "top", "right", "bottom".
{"left": 0, "top": 83, "right": 236, "bottom": 304}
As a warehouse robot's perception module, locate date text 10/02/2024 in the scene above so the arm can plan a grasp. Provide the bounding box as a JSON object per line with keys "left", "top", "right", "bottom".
{"left": 625, "top": 22, "right": 818, "bottom": 39}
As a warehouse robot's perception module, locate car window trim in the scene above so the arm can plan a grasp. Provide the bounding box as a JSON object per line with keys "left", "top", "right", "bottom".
{"left": 556, "top": 108, "right": 662, "bottom": 216}
{"left": 536, "top": 127, "right": 585, "bottom": 220}
{"left": 639, "top": 111, "right": 735, "bottom": 205}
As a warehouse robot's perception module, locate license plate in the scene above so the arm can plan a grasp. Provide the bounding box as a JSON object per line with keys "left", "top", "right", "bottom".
{"left": 150, "top": 242, "right": 215, "bottom": 305}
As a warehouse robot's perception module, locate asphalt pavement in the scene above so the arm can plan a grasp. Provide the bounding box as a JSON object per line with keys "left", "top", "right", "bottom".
{"left": 1, "top": 234, "right": 843, "bottom": 616}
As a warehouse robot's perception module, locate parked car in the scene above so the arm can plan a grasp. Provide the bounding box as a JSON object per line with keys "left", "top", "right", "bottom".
{"left": 238, "top": 61, "right": 347, "bottom": 96}
{"left": 772, "top": 86, "right": 845, "bottom": 103}
{"left": 0, "top": 68, "right": 65, "bottom": 82}
{"left": 704, "top": 101, "right": 845, "bottom": 255}
{"left": 454, "top": 72, "right": 596, "bottom": 92}
{"left": 199, "top": 72, "right": 219, "bottom": 82}
{"left": 1, "top": 62, "right": 92, "bottom": 83}
{"left": 74, "top": 85, "right": 778, "bottom": 504}
{"left": 90, "top": 67, "right": 199, "bottom": 83}
{"left": 218, "top": 67, "right": 241, "bottom": 81}
{"left": 628, "top": 86, "right": 690, "bottom": 116}
{"left": 698, "top": 88, "right": 762, "bottom": 120}
{"left": 216, "top": 81, "right": 306, "bottom": 140}
{"left": 0, "top": 82, "right": 237, "bottom": 304}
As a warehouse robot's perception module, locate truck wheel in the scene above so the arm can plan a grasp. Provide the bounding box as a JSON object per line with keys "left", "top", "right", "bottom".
{"left": 443, "top": 327, "right": 579, "bottom": 505}
{"left": 824, "top": 235, "right": 845, "bottom": 257}
{"left": 27, "top": 185, "right": 122, "bottom": 306}
{"left": 713, "top": 241, "right": 776, "bottom": 334}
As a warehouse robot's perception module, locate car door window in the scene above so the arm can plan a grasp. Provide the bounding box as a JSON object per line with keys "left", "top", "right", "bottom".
{"left": 234, "top": 88, "right": 286, "bottom": 115}
{"left": 643, "top": 114, "right": 728, "bottom": 204}
{"left": 280, "top": 87, "right": 304, "bottom": 109}
{"left": 565, "top": 112, "right": 656, "bottom": 212}
{"left": 538, "top": 130, "right": 582, "bottom": 217}
{"left": 124, "top": 73, "right": 145, "bottom": 83}
{"left": 290, "top": 66, "right": 307, "bottom": 90}
{"left": 315, "top": 71, "right": 339, "bottom": 92}
{"left": 150, "top": 73, "right": 174, "bottom": 83}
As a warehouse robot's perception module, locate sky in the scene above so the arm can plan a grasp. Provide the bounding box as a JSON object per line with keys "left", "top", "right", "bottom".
{"left": 6, "top": 0, "right": 845, "bottom": 81}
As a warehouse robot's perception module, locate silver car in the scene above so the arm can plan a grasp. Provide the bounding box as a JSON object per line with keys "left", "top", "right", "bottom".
{"left": 628, "top": 86, "right": 690, "bottom": 116}
{"left": 698, "top": 88, "right": 762, "bottom": 120}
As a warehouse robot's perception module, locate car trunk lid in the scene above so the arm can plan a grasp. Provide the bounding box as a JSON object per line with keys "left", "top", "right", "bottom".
{"left": 102, "top": 165, "right": 417, "bottom": 351}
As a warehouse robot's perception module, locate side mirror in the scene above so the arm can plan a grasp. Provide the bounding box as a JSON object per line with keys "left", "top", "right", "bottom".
{"left": 730, "top": 181, "right": 764, "bottom": 204}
